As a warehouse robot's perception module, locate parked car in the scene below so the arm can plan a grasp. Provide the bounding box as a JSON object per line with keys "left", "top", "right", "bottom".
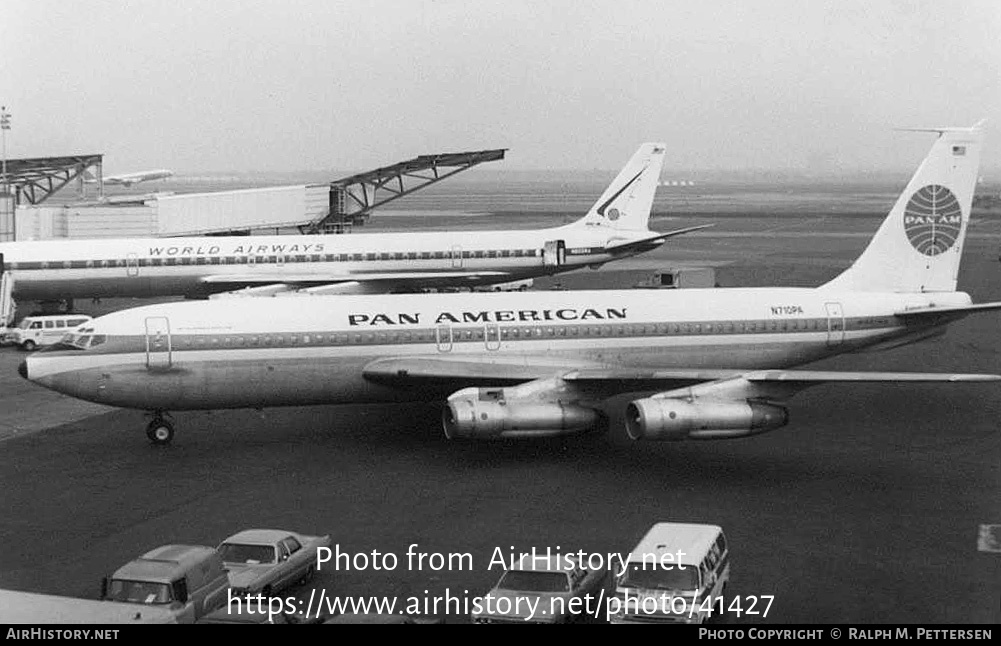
{"left": 471, "top": 554, "right": 613, "bottom": 624}
{"left": 218, "top": 529, "right": 331, "bottom": 597}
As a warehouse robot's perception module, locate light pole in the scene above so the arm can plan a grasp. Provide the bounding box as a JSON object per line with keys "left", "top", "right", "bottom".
{"left": 1, "top": 106, "right": 9, "bottom": 198}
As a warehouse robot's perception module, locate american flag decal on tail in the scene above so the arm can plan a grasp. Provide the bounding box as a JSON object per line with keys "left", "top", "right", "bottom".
{"left": 952, "top": 145, "right": 966, "bottom": 156}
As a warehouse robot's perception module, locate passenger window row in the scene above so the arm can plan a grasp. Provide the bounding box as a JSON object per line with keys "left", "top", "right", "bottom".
{"left": 161, "top": 318, "right": 835, "bottom": 350}
{"left": 12, "top": 249, "right": 543, "bottom": 271}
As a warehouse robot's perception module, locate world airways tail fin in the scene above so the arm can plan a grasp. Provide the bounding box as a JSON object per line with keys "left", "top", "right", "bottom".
{"left": 575, "top": 142, "right": 667, "bottom": 232}
{"left": 821, "top": 121, "right": 985, "bottom": 293}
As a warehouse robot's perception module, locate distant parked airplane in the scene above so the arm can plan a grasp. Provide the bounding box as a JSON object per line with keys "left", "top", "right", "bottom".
{"left": 84, "top": 169, "right": 174, "bottom": 187}
{"left": 0, "top": 143, "right": 700, "bottom": 310}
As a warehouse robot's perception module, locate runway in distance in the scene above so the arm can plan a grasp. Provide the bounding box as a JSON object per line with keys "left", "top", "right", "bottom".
{"left": 0, "top": 143, "right": 702, "bottom": 312}
{"left": 83, "top": 169, "right": 175, "bottom": 187}
{"left": 20, "top": 123, "right": 1001, "bottom": 445}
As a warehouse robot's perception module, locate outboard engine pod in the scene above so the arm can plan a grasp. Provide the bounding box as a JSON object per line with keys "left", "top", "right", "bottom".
{"left": 626, "top": 398, "right": 788, "bottom": 441}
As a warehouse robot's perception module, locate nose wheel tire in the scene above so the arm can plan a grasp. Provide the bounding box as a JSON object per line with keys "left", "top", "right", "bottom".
{"left": 146, "top": 419, "right": 175, "bottom": 445}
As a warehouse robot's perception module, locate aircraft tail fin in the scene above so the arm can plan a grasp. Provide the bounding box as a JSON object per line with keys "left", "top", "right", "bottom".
{"left": 575, "top": 142, "right": 667, "bottom": 231}
{"left": 821, "top": 121, "right": 985, "bottom": 293}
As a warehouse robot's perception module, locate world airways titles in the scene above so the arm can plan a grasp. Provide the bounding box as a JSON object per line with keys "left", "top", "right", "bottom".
{"left": 148, "top": 243, "right": 325, "bottom": 256}
{"left": 348, "top": 308, "right": 628, "bottom": 326}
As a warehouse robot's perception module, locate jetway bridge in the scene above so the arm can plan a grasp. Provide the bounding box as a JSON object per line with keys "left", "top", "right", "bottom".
{"left": 0, "top": 154, "right": 103, "bottom": 206}
{"left": 6, "top": 149, "right": 507, "bottom": 240}
{"left": 309, "top": 148, "right": 507, "bottom": 233}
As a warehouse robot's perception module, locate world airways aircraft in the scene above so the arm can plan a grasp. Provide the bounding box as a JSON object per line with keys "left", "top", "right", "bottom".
{"left": 20, "top": 122, "right": 1000, "bottom": 446}
{"left": 0, "top": 143, "right": 703, "bottom": 307}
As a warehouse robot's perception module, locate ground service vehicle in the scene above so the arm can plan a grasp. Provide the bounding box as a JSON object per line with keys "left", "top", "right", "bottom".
{"left": 101, "top": 544, "right": 231, "bottom": 623}
{"left": 5, "top": 314, "right": 92, "bottom": 350}
{"left": 634, "top": 267, "right": 716, "bottom": 289}
{"left": 610, "top": 523, "right": 729, "bottom": 624}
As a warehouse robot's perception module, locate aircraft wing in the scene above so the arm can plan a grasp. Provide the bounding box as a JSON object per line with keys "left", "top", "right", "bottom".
{"left": 363, "top": 356, "right": 999, "bottom": 395}
{"left": 362, "top": 356, "right": 593, "bottom": 386}
{"left": 563, "top": 368, "right": 1001, "bottom": 383}
{"left": 368, "top": 357, "right": 1000, "bottom": 441}
{"left": 603, "top": 224, "right": 715, "bottom": 254}
{"left": 566, "top": 367, "right": 999, "bottom": 399}
{"left": 201, "top": 272, "right": 509, "bottom": 284}
{"left": 201, "top": 270, "right": 511, "bottom": 293}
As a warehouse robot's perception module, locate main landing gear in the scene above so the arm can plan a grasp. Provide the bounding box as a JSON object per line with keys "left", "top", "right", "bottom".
{"left": 145, "top": 412, "right": 175, "bottom": 446}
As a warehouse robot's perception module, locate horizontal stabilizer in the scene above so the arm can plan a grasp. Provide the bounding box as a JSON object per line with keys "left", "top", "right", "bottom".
{"left": 603, "top": 224, "right": 715, "bottom": 253}
{"left": 893, "top": 301, "right": 1001, "bottom": 318}
{"left": 894, "top": 119, "right": 987, "bottom": 134}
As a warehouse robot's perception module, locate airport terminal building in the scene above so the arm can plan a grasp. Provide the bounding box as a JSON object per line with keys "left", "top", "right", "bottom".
{"left": 12, "top": 185, "right": 330, "bottom": 239}
{"left": 0, "top": 150, "right": 506, "bottom": 240}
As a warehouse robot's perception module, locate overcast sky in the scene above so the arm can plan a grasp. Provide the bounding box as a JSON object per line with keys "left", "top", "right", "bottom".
{"left": 2, "top": 0, "right": 999, "bottom": 174}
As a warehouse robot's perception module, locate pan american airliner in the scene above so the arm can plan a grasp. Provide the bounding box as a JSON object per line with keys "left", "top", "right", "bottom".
{"left": 0, "top": 144, "right": 701, "bottom": 316}
{"left": 19, "top": 122, "right": 999, "bottom": 446}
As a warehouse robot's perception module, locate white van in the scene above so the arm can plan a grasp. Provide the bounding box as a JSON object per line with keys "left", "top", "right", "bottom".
{"left": 609, "top": 523, "right": 729, "bottom": 624}
{"left": 5, "top": 314, "right": 93, "bottom": 351}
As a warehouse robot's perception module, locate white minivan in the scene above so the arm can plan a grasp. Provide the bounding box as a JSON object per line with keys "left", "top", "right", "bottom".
{"left": 609, "top": 523, "right": 729, "bottom": 624}
{"left": 6, "top": 314, "right": 93, "bottom": 351}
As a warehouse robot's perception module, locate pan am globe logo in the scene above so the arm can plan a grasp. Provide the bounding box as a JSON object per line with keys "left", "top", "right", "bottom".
{"left": 904, "top": 185, "right": 962, "bottom": 256}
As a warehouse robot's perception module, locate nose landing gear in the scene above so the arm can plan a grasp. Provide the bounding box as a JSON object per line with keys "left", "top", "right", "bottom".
{"left": 145, "top": 412, "right": 175, "bottom": 446}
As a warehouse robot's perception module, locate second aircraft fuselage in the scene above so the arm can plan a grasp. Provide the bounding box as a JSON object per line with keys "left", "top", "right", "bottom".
{"left": 0, "top": 224, "right": 639, "bottom": 301}
{"left": 22, "top": 287, "right": 971, "bottom": 411}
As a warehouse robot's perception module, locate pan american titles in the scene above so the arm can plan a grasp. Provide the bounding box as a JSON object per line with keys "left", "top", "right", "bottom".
{"left": 347, "top": 308, "right": 628, "bottom": 327}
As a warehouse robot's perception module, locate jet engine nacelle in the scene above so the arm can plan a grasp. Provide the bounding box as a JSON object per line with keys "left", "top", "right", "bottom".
{"left": 443, "top": 388, "right": 602, "bottom": 439}
{"left": 625, "top": 398, "right": 788, "bottom": 441}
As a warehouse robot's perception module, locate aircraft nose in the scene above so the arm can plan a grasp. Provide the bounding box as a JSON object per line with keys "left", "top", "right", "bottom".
{"left": 17, "top": 360, "right": 27, "bottom": 380}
